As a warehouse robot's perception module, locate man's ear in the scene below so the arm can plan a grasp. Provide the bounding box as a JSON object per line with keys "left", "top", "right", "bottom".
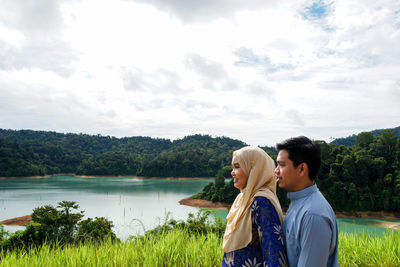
{"left": 298, "top": 163, "right": 308, "bottom": 177}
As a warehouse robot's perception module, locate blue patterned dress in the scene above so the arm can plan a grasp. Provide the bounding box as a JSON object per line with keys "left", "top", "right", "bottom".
{"left": 222, "top": 197, "right": 287, "bottom": 267}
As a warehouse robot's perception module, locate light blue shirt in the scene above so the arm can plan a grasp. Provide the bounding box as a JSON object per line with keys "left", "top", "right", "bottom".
{"left": 283, "top": 184, "right": 339, "bottom": 267}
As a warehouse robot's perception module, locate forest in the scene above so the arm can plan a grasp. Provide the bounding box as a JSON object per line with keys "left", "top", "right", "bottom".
{"left": 1, "top": 127, "right": 400, "bottom": 212}
{"left": 0, "top": 129, "right": 254, "bottom": 177}
{"left": 195, "top": 128, "right": 400, "bottom": 212}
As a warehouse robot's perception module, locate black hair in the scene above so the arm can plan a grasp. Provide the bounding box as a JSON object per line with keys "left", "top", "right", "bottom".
{"left": 276, "top": 136, "right": 321, "bottom": 180}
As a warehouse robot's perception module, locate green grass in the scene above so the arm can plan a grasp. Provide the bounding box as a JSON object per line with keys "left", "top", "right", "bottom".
{"left": 0, "top": 229, "right": 223, "bottom": 267}
{"left": 338, "top": 231, "right": 400, "bottom": 267}
{"left": 1, "top": 230, "right": 399, "bottom": 267}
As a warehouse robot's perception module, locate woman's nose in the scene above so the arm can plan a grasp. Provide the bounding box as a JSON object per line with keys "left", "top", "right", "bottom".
{"left": 231, "top": 170, "right": 235, "bottom": 177}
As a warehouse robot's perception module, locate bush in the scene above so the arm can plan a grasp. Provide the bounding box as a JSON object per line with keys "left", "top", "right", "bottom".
{"left": 0, "top": 223, "right": 8, "bottom": 243}
{"left": 75, "top": 217, "right": 117, "bottom": 243}
{"left": 1, "top": 201, "right": 117, "bottom": 251}
{"left": 1, "top": 224, "right": 44, "bottom": 251}
{"left": 144, "top": 209, "right": 226, "bottom": 239}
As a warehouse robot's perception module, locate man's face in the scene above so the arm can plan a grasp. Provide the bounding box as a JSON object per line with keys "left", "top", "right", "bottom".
{"left": 275, "top": 149, "right": 301, "bottom": 192}
{"left": 231, "top": 155, "right": 247, "bottom": 190}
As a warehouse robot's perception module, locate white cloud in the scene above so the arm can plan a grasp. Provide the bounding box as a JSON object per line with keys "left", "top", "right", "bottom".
{"left": 124, "top": 0, "right": 280, "bottom": 23}
{"left": 0, "top": 0, "right": 399, "bottom": 146}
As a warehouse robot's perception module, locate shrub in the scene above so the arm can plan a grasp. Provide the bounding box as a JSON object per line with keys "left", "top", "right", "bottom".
{"left": 143, "top": 209, "right": 226, "bottom": 238}
{"left": 1, "top": 201, "right": 117, "bottom": 251}
{"left": 0, "top": 224, "right": 7, "bottom": 240}
{"left": 75, "top": 217, "right": 117, "bottom": 243}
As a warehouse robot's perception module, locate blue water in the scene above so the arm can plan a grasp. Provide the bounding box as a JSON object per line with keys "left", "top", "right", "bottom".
{"left": 0, "top": 175, "right": 398, "bottom": 239}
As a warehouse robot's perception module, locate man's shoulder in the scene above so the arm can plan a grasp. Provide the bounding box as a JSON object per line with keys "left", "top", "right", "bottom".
{"left": 303, "top": 190, "right": 335, "bottom": 218}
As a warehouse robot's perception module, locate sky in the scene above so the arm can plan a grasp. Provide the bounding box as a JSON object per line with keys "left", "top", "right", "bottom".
{"left": 0, "top": 0, "right": 399, "bottom": 146}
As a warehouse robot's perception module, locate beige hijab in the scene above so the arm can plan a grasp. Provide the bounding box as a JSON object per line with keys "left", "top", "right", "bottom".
{"left": 223, "top": 146, "right": 284, "bottom": 252}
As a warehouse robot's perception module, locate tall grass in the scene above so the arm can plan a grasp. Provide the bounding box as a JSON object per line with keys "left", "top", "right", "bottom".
{"left": 0, "top": 229, "right": 223, "bottom": 267}
{"left": 1, "top": 230, "right": 399, "bottom": 266}
{"left": 338, "top": 231, "right": 400, "bottom": 267}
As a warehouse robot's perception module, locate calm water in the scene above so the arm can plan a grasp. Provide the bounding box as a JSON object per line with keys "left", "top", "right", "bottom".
{"left": 0, "top": 175, "right": 398, "bottom": 239}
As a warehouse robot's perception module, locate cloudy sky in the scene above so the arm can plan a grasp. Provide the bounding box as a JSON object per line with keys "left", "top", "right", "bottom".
{"left": 0, "top": 0, "right": 399, "bottom": 146}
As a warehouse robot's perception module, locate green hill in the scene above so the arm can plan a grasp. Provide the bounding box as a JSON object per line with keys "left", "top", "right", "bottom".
{"left": 0, "top": 129, "right": 244, "bottom": 177}
{"left": 330, "top": 126, "right": 400, "bottom": 146}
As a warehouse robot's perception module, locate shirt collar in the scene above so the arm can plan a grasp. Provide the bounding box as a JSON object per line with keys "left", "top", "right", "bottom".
{"left": 287, "top": 183, "right": 318, "bottom": 200}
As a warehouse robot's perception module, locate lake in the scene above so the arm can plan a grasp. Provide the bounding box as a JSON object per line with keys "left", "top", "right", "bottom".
{"left": 1, "top": 175, "right": 398, "bottom": 240}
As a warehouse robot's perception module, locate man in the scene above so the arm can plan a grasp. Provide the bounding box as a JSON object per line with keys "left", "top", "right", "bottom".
{"left": 275, "top": 136, "right": 339, "bottom": 267}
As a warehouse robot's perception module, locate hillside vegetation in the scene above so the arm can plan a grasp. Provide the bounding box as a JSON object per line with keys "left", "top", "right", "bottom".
{"left": 0, "top": 129, "right": 253, "bottom": 177}
{"left": 196, "top": 129, "right": 400, "bottom": 212}
{"left": 330, "top": 126, "right": 400, "bottom": 147}
{"left": 1, "top": 128, "right": 400, "bottom": 212}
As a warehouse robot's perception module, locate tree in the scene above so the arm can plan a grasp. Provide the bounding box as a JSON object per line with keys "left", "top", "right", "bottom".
{"left": 215, "top": 170, "right": 226, "bottom": 188}
{"left": 57, "top": 201, "right": 84, "bottom": 242}
{"left": 383, "top": 174, "right": 393, "bottom": 211}
{"left": 1, "top": 201, "right": 117, "bottom": 251}
{"left": 0, "top": 223, "right": 8, "bottom": 242}
{"left": 393, "top": 171, "right": 400, "bottom": 211}
{"left": 31, "top": 201, "right": 84, "bottom": 244}
{"left": 75, "top": 217, "right": 117, "bottom": 243}
{"left": 373, "top": 130, "right": 397, "bottom": 168}
{"left": 342, "top": 155, "right": 356, "bottom": 182}
{"left": 355, "top": 132, "right": 374, "bottom": 149}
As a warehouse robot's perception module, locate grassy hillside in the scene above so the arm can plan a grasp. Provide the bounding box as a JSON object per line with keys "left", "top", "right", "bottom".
{"left": 1, "top": 229, "right": 399, "bottom": 266}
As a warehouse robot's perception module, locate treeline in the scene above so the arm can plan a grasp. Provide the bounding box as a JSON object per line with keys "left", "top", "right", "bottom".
{"left": 0, "top": 129, "right": 255, "bottom": 177}
{"left": 195, "top": 129, "right": 400, "bottom": 212}
{"left": 316, "top": 129, "right": 400, "bottom": 212}
{"left": 138, "top": 135, "right": 248, "bottom": 177}
{"left": 330, "top": 126, "right": 400, "bottom": 147}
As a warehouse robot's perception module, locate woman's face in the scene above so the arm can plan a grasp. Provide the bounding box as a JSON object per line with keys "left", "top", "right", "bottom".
{"left": 231, "top": 155, "right": 247, "bottom": 190}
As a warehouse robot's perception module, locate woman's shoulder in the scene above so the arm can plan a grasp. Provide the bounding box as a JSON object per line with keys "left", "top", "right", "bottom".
{"left": 253, "top": 196, "right": 272, "bottom": 204}
{"left": 252, "top": 196, "right": 273, "bottom": 209}
{"left": 251, "top": 197, "right": 281, "bottom": 225}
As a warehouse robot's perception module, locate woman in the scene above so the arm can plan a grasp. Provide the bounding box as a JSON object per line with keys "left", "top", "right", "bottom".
{"left": 222, "top": 146, "right": 287, "bottom": 267}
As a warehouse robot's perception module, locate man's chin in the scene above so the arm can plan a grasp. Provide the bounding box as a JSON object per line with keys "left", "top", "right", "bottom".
{"left": 277, "top": 182, "right": 286, "bottom": 189}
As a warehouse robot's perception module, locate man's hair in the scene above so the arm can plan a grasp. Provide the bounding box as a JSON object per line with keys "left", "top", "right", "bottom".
{"left": 276, "top": 136, "right": 321, "bottom": 180}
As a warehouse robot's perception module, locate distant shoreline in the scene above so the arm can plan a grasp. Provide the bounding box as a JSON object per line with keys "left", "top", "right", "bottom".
{"left": 179, "top": 196, "right": 400, "bottom": 221}
{"left": 334, "top": 210, "right": 400, "bottom": 220}
{"left": 0, "top": 173, "right": 76, "bottom": 180}
{"left": 1, "top": 215, "right": 31, "bottom": 226}
{"left": 0, "top": 174, "right": 213, "bottom": 180}
{"left": 76, "top": 175, "right": 213, "bottom": 180}
{"left": 179, "top": 196, "right": 232, "bottom": 210}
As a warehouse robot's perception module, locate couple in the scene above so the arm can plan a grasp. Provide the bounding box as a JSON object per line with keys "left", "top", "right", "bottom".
{"left": 222, "top": 136, "right": 339, "bottom": 267}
